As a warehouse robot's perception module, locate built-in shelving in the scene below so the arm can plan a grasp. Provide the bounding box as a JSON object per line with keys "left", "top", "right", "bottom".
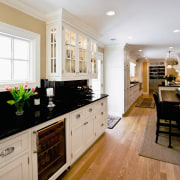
{"left": 149, "top": 66, "right": 165, "bottom": 79}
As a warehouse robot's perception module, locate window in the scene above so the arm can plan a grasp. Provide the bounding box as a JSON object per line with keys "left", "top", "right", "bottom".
{"left": 130, "top": 62, "right": 136, "bottom": 77}
{"left": 0, "top": 22, "right": 40, "bottom": 91}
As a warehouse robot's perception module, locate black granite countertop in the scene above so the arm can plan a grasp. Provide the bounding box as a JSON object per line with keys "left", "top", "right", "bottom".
{"left": 0, "top": 94, "right": 108, "bottom": 140}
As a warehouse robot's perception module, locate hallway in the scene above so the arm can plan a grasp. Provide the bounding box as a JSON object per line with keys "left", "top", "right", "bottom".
{"left": 59, "top": 95, "right": 180, "bottom": 180}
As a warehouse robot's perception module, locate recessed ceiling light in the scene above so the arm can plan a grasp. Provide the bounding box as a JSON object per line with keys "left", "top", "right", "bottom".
{"left": 110, "top": 38, "right": 116, "bottom": 41}
{"left": 169, "top": 46, "right": 174, "bottom": 49}
{"left": 128, "top": 36, "right": 133, "bottom": 39}
{"left": 106, "top": 11, "right": 115, "bottom": 16}
{"left": 138, "top": 49, "right": 142, "bottom": 52}
{"left": 173, "top": 29, "right": 180, "bottom": 33}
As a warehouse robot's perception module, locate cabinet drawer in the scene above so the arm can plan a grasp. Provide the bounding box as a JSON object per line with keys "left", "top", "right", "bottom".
{"left": 96, "top": 98, "right": 107, "bottom": 111}
{"left": 0, "top": 131, "right": 29, "bottom": 167}
{"left": 84, "top": 104, "right": 94, "bottom": 118}
{"left": 71, "top": 109, "right": 85, "bottom": 127}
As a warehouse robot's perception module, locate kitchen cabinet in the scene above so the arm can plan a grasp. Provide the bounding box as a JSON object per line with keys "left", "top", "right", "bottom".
{"left": 94, "top": 98, "right": 107, "bottom": 137}
{"left": 0, "top": 154, "right": 29, "bottom": 180}
{"left": 90, "top": 40, "right": 98, "bottom": 78}
{"left": 46, "top": 9, "right": 98, "bottom": 81}
{"left": 70, "top": 97, "right": 107, "bottom": 164}
{"left": 0, "top": 95, "right": 107, "bottom": 180}
{"left": 124, "top": 83, "right": 142, "bottom": 113}
{"left": 0, "top": 130, "right": 31, "bottom": 180}
{"left": 70, "top": 103, "right": 95, "bottom": 164}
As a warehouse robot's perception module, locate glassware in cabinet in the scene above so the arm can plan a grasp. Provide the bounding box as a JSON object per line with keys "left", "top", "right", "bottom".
{"left": 64, "top": 29, "right": 77, "bottom": 74}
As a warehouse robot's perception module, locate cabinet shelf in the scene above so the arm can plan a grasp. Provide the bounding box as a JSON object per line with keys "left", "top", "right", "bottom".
{"left": 65, "top": 43, "right": 76, "bottom": 47}
{"left": 149, "top": 65, "right": 165, "bottom": 79}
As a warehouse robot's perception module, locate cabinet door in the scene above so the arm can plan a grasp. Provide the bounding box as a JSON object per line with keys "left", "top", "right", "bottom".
{"left": 46, "top": 24, "right": 59, "bottom": 78}
{"left": 84, "top": 116, "right": 95, "bottom": 146}
{"left": 63, "top": 27, "right": 77, "bottom": 77}
{"left": 89, "top": 40, "right": 97, "bottom": 78}
{"left": 71, "top": 124, "right": 85, "bottom": 163}
{"left": 78, "top": 34, "right": 88, "bottom": 76}
{"left": 0, "top": 154, "right": 29, "bottom": 180}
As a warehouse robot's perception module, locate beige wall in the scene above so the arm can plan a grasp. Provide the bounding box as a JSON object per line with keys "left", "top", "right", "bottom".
{"left": 143, "top": 62, "right": 148, "bottom": 93}
{"left": 0, "top": 3, "right": 46, "bottom": 78}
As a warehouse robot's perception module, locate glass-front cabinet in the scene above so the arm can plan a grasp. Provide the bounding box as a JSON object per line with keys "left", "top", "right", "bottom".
{"left": 78, "top": 35, "right": 88, "bottom": 74}
{"left": 64, "top": 29, "right": 77, "bottom": 75}
{"left": 46, "top": 22, "right": 97, "bottom": 81}
{"left": 50, "top": 28, "right": 57, "bottom": 74}
{"left": 90, "top": 40, "right": 97, "bottom": 78}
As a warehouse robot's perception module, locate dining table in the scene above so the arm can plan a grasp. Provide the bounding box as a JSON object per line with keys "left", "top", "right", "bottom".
{"left": 160, "top": 90, "right": 180, "bottom": 147}
{"left": 161, "top": 90, "right": 180, "bottom": 103}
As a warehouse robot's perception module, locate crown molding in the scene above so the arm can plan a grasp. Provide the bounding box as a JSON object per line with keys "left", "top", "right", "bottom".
{"left": 0, "top": 0, "right": 46, "bottom": 22}
{"left": 46, "top": 8, "right": 100, "bottom": 40}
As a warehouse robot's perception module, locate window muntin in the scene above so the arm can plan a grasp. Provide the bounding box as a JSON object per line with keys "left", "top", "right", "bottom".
{"left": 0, "top": 33, "right": 31, "bottom": 82}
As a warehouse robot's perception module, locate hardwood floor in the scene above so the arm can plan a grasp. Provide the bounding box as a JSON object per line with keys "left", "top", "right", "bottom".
{"left": 58, "top": 94, "right": 180, "bottom": 180}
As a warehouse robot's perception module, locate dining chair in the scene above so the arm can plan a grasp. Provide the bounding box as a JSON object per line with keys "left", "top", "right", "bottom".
{"left": 153, "top": 90, "right": 180, "bottom": 148}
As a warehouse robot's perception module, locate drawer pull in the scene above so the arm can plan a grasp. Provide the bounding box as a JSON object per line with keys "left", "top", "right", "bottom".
{"left": 89, "top": 108, "right": 92, "bottom": 112}
{"left": 84, "top": 122, "right": 88, "bottom": 125}
{"left": 101, "top": 123, "right": 104, "bottom": 127}
{"left": 101, "top": 103, "right": 104, "bottom": 106}
{"left": 76, "top": 114, "right": 81, "bottom": 119}
{"left": 101, "top": 112, "right": 104, "bottom": 115}
{"left": 0, "top": 147, "right": 15, "bottom": 157}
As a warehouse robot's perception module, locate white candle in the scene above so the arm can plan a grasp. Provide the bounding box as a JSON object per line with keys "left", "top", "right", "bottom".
{"left": 46, "top": 88, "right": 54, "bottom": 97}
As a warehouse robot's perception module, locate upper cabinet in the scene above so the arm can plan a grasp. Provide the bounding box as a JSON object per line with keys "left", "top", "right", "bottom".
{"left": 46, "top": 9, "right": 98, "bottom": 81}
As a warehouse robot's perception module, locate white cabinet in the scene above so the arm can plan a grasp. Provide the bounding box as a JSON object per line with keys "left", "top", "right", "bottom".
{"left": 46, "top": 9, "right": 98, "bottom": 81}
{"left": 89, "top": 40, "right": 98, "bottom": 78}
{"left": 70, "top": 103, "right": 95, "bottom": 164}
{"left": 0, "top": 130, "right": 31, "bottom": 180}
{"left": 94, "top": 98, "right": 107, "bottom": 137}
{"left": 124, "top": 84, "right": 142, "bottom": 113}
{"left": 0, "top": 154, "right": 29, "bottom": 180}
{"left": 70, "top": 97, "right": 107, "bottom": 165}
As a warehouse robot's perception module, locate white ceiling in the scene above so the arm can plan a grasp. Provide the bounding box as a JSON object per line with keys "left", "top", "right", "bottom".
{"left": 1, "top": 0, "right": 180, "bottom": 60}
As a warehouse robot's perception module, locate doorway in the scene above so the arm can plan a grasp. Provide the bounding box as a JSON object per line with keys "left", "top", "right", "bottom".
{"left": 89, "top": 52, "right": 104, "bottom": 94}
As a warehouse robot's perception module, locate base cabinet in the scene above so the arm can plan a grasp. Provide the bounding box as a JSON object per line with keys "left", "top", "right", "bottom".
{"left": 0, "top": 130, "right": 31, "bottom": 180}
{"left": 0, "top": 153, "right": 29, "bottom": 180}
{"left": 70, "top": 97, "right": 107, "bottom": 165}
{"left": 0, "top": 97, "right": 108, "bottom": 180}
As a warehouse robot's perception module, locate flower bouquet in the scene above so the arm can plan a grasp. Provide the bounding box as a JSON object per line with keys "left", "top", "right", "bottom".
{"left": 5, "top": 82, "right": 38, "bottom": 115}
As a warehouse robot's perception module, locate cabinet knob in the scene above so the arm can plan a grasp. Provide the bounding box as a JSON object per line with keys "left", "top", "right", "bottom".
{"left": 76, "top": 114, "right": 81, "bottom": 119}
{"left": 101, "top": 103, "right": 103, "bottom": 106}
{"left": 89, "top": 108, "right": 92, "bottom": 112}
{"left": 0, "top": 147, "right": 15, "bottom": 157}
{"left": 101, "top": 112, "right": 104, "bottom": 115}
{"left": 84, "top": 122, "right": 88, "bottom": 125}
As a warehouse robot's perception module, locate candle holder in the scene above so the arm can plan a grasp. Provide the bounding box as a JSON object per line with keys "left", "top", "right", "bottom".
{"left": 47, "top": 96, "right": 55, "bottom": 108}
{"left": 46, "top": 88, "right": 56, "bottom": 108}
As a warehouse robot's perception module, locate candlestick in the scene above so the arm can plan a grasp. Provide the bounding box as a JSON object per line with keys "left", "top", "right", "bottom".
{"left": 46, "top": 88, "right": 54, "bottom": 97}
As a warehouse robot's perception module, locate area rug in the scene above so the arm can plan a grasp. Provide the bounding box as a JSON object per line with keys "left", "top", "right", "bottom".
{"left": 139, "top": 115, "right": 180, "bottom": 165}
{"left": 135, "top": 98, "right": 155, "bottom": 108}
{"left": 107, "top": 115, "right": 121, "bottom": 129}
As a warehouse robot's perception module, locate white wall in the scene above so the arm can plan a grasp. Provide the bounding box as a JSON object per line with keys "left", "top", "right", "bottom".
{"left": 104, "top": 44, "right": 125, "bottom": 117}
{"left": 136, "top": 60, "right": 143, "bottom": 82}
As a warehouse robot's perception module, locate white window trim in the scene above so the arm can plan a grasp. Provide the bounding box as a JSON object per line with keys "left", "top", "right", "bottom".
{"left": 0, "top": 22, "right": 40, "bottom": 91}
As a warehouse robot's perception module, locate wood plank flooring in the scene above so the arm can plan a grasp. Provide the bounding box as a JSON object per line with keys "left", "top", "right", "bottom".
{"left": 58, "top": 95, "right": 180, "bottom": 180}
